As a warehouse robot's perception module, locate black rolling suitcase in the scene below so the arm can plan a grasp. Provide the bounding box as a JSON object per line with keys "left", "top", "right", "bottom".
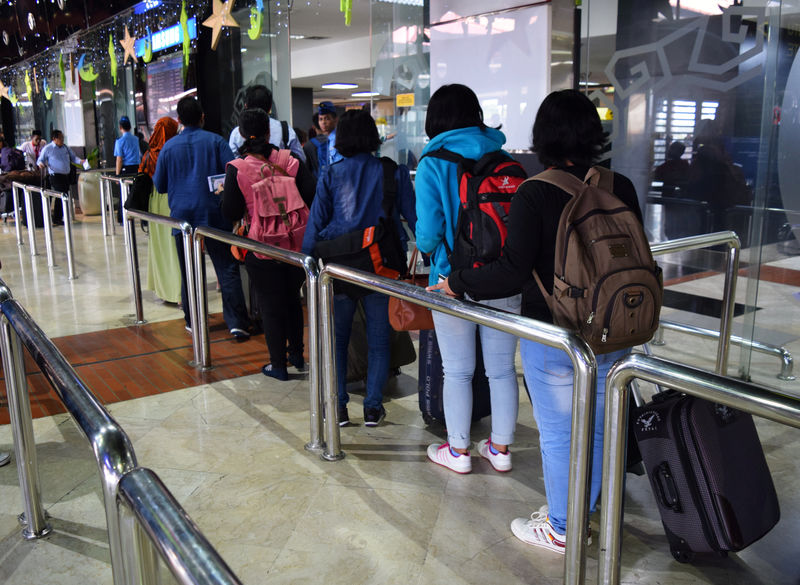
{"left": 418, "top": 328, "right": 491, "bottom": 425}
{"left": 632, "top": 390, "right": 780, "bottom": 563}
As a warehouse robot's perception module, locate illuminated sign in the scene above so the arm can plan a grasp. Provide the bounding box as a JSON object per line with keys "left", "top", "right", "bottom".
{"left": 134, "top": 0, "right": 162, "bottom": 15}
{"left": 135, "top": 18, "right": 197, "bottom": 57}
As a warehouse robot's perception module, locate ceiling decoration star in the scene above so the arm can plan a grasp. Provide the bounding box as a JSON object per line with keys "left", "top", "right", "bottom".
{"left": 120, "top": 26, "right": 138, "bottom": 65}
{"left": 0, "top": 79, "right": 9, "bottom": 101}
{"left": 202, "top": 0, "right": 239, "bottom": 51}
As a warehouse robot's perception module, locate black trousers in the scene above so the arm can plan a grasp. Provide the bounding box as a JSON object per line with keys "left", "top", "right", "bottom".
{"left": 48, "top": 173, "right": 70, "bottom": 223}
{"left": 244, "top": 254, "right": 305, "bottom": 369}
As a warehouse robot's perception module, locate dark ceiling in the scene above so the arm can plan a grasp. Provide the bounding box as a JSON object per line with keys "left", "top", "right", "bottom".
{"left": 0, "top": 0, "right": 139, "bottom": 65}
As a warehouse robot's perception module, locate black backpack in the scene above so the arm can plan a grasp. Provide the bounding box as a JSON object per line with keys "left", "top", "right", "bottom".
{"left": 421, "top": 148, "right": 527, "bottom": 270}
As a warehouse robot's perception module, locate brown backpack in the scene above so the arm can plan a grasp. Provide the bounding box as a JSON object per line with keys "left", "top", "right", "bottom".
{"left": 530, "top": 167, "right": 663, "bottom": 354}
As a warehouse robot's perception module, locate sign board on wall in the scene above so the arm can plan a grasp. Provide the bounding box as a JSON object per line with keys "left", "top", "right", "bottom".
{"left": 396, "top": 93, "right": 415, "bottom": 107}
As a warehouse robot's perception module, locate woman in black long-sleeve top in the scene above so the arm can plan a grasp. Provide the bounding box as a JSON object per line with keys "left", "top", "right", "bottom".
{"left": 431, "top": 90, "right": 643, "bottom": 555}
{"left": 221, "top": 108, "right": 316, "bottom": 381}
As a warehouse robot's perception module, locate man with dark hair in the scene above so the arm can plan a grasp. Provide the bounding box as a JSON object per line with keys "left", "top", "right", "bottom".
{"left": 153, "top": 96, "right": 251, "bottom": 340}
{"left": 37, "top": 129, "right": 87, "bottom": 226}
{"left": 304, "top": 101, "right": 341, "bottom": 178}
{"left": 21, "top": 129, "right": 43, "bottom": 170}
{"left": 228, "top": 84, "right": 305, "bottom": 160}
{"left": 114, "top": 115, "right": 141, "bottom": 175}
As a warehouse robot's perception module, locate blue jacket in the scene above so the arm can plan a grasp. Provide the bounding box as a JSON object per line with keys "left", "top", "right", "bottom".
{"left": 301, "top": 152, "right": 417, "bottom": 255}
{"left": 415, "top": 126, "right": 509, "bottom": 286}
{"left": 153, "top": 126, "right": 234, "bottom": 230}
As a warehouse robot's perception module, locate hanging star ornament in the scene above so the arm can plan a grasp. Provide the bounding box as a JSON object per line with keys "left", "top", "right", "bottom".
{"left": 120, "top": 26, "right": 138, "bottom": 65}
{"left": 202, "top": 0, "right": 239, "bottom": 51}
{"left": 33, "top": 67, "right": 39, "bottom": 93}
{"left": 0, "top": 79, "right": 9, "bottom": 101}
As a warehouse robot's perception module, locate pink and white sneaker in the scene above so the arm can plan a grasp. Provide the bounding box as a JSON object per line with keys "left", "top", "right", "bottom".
{"left": 477, "top": 438, "right": 512, "bottom": 472}
{"left": 426, "top": 442, "right": 472, "bottom": 474}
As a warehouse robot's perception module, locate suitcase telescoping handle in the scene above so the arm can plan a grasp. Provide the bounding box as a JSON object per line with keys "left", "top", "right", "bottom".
{"left": 653, "top": 462, "right": 682, "bottom": 512}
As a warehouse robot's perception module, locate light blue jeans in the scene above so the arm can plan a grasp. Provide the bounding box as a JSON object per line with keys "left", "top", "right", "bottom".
{"left": 432, "top": 294, "right": 522, "bottom": 450}
{"left": 520, "top": 340, "right": 630, "bottom": 534}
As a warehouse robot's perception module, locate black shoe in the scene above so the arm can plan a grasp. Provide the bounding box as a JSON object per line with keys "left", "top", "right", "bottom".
{"left": 230, "top": 327, "right": 250, "bottom": 342}
{"left": 288, "top": 352, "right": 306, "bottom": 371}
{"left": 261, "top": 364, "right": 289, "bottom": 381}
{"left": 364, "top": 406, "right": 386, "bottom": 427}
{"left": 338, "top": 406, "right": 350, "bottom": 427}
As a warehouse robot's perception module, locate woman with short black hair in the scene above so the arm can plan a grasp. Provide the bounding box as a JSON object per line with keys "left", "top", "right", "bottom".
{"left": 432, "top": 89, "right": 643, "bottom": 554}
{"left": 415, "top": 83, "right": 522, "bottom": 475}
{"left": 301, "top": 109, "right": 417, "bottom": 427}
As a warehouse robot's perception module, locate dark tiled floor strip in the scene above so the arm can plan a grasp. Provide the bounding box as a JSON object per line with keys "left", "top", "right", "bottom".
{"left": 2, "top": 265, "right": 799, "bottom": 423}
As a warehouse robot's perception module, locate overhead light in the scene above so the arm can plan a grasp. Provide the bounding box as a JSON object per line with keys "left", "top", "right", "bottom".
{"left": 352, "top": 91, "right": 379, "bottom": 97}
{"left": 322, "top": 83, "right": 358, "bottom": 90}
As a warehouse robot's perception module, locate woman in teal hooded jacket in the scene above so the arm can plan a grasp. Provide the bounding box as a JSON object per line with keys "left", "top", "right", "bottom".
{"left": 415, "top": 84, "right": 522, "bottom": 475}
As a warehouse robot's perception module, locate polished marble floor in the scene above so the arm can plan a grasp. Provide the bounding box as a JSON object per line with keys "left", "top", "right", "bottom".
{"left": 1, "top": 214, "right": 800, "bottom": 585}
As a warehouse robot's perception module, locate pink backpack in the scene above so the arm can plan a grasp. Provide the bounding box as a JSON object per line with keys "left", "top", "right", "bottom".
{"left": 230, "top": 150, "right": 309, "bottom": 257}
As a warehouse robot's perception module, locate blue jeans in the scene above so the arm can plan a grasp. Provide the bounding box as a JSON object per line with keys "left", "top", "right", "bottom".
{"left": 174, "top": 234, "right": 249, "bottom": 332}
{"left": 432, "top": 294, "right": 521, "bottom": 450}
{"left": 520, "top": 341, "right": 629, "bottom": 534}
{"left": 334, "top": 293, "right": 391, "bottom": 411}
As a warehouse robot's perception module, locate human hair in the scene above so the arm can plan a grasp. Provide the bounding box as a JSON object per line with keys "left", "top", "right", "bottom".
{"left": 425, "top": 84, "right": 486, "bottom": 139}
{"left": 244, "top": 85, "right": 273, "bottom": 113}
{"left": 238, "top": 108, "right": 272, "bottom": 158}
{"left": 531, "top": 89, "right": 607, "bottom": 168}
{"left": 334, "top": 109, "right": 381, "bottom": 157}
{"left": 177, "top": 96, "right": 203, "bottom": 127}
{"left": 51, "top": 129, "right": 64, "bottom": 141}
{"left": 119, "top": 116, "right": 131, "bottom": 131}
{"left": 294, "top": 126, "right": 307, "bottom": 144}
{"left": 31, "top": 129, "right": 41, "bottom": 138}
{"left": 666, "top": 141, "right": 686, "bottom": 160}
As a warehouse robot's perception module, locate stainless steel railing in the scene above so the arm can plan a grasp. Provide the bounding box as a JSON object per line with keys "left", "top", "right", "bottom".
{"left": 11, "top": 181, "right": 77, "bottom": 279}
{"left": 121, "top": 207, "right": 201, "bottom": 363}
{"left": 192, "top": 226, "right": 325, "bottom": 452}
{"left": 317, "top": 263, "right": 597, "bottom": 585}
{"left": 598, "top": 352, "right": 800, "bottom": 585}
{"left": 650, "top": 230, "right": 741, "bottom": 376}
{"left": 98, "top": 174, "right": 132, "bottom": 239}
{"left": 0, "top": 278, "right": 244, "bottom": 585}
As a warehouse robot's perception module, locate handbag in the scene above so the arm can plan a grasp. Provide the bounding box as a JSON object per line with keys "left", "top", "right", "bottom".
{"left": 388, "top": 247, "right": 434, "bottom": 331}
{"left": 124, "top": 151, "right": 153, "bottom": 211}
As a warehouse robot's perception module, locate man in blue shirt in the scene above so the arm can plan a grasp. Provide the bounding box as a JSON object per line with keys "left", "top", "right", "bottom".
{"left": 303, "top": 101, "right": 340, "bottom": 178}
{"left": 37, "top": 129, "right": 86, "bottom": 226}
{"left": 114, "top": 116, "right": 141, "bottom": 175}
{"left": 153, "top": 96, "right": 250, "bottom": 340}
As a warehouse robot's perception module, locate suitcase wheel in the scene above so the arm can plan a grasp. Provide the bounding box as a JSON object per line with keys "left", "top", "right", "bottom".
{"left": 670, "top": 546, "right": 694, "bottom": 564}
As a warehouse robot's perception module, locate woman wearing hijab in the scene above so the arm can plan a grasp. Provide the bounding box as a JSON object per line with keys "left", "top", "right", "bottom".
{"left": 143, "top": 117, "right": 181, "bottom": 304}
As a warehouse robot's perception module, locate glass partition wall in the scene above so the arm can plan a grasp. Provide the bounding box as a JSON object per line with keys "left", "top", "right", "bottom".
{"left": 581, "top": 0, "right": 799, "bottom": 392}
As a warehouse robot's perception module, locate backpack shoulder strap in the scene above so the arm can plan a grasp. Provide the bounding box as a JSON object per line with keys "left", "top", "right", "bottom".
{"left": 280, "top": 120, "right": 290, "bottom": 147}
{"left": 379, "top": 156, "right": 398, "bottom": 217}
{"left": 419, "top": 147, "right": 469, "bottom": 168}
{"left": 586, "top": 165, "right": 614, "bottom": 192}
{"left": 526, "top": 168, "right": 586, "bottom": 198}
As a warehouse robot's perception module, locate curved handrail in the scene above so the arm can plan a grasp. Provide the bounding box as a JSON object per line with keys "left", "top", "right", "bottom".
{"left": 599, "top": 353, "right": 800, "bottom": 585}
{"left": 317, "top": 263, "right": 596, "bottom": 585}
{"left": 650, "top": 230, "right": 740, "bottom": 375}
{"left": 192, "top": 225, "right": 324, "bottom": 451}
{"left": 117, "top": 468, "right": 244, "bottom": 585}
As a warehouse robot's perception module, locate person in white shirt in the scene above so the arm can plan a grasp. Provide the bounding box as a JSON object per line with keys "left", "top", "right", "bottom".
{"left": 21, "top": 129, "right": 43, "bottom": 171}
{"left": 228, "top": 85, "right": 305, "bottom": 161}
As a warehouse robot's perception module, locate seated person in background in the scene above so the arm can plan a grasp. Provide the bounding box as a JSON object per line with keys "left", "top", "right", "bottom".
{"left": 654, "top": 141, "right": 689, "bottom": 197}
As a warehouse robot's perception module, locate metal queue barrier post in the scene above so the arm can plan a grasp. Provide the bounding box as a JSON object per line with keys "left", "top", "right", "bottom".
{"left": 37, "top": 188, "right": 77, "bottom": 279}
{"left": 99, "top": 174, "right": 122, "bottom": 237}
{"left": 123, "top": 209, "right": 201, "bottom": 358}
{"left": 16, "top": 183, "right": 39, "bottom": 255}
{"left": 192, "top": 226, "right": 325, "bottom": 452}
{"left": 317, "top": 263, "right": 598, "bottom": 585}
{"left": 649, "top": 231, "right": 741, "bottom": 375}
{"left": 0, "top": 278, "right": 245, "bottom": 585}
{"left": 599, "top": 353, "right": 800, "bottom": 585}
{"left": 11, "top": 182, "right": 25, "bottom": 247}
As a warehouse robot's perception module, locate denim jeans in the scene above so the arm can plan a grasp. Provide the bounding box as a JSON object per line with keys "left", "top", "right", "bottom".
{"left": 174, "top": 234, "right": 249, "bottom": 332}
{"left": 520, "top": 340, "right": 629, "bottom": 534}
{"left": 334, "top": 293, "right": 391, "bottom": 411}
{"left": 432, "top": 294, "right": 522, "bottom": 450}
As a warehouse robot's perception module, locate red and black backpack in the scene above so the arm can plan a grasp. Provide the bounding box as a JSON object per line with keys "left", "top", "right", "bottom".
{"left": 422, "top": 148, "right": 527, "bottom": 270}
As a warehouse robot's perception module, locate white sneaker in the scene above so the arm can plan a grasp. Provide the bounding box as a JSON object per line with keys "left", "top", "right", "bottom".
{"left": 510, "top": 505, "right": 591, "bottom": 554}
{"left": 477, "top": 438, "right": 512, "bottom": 472}
{"left": 427, "top": 443, "right": 472, "bottom": 474}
